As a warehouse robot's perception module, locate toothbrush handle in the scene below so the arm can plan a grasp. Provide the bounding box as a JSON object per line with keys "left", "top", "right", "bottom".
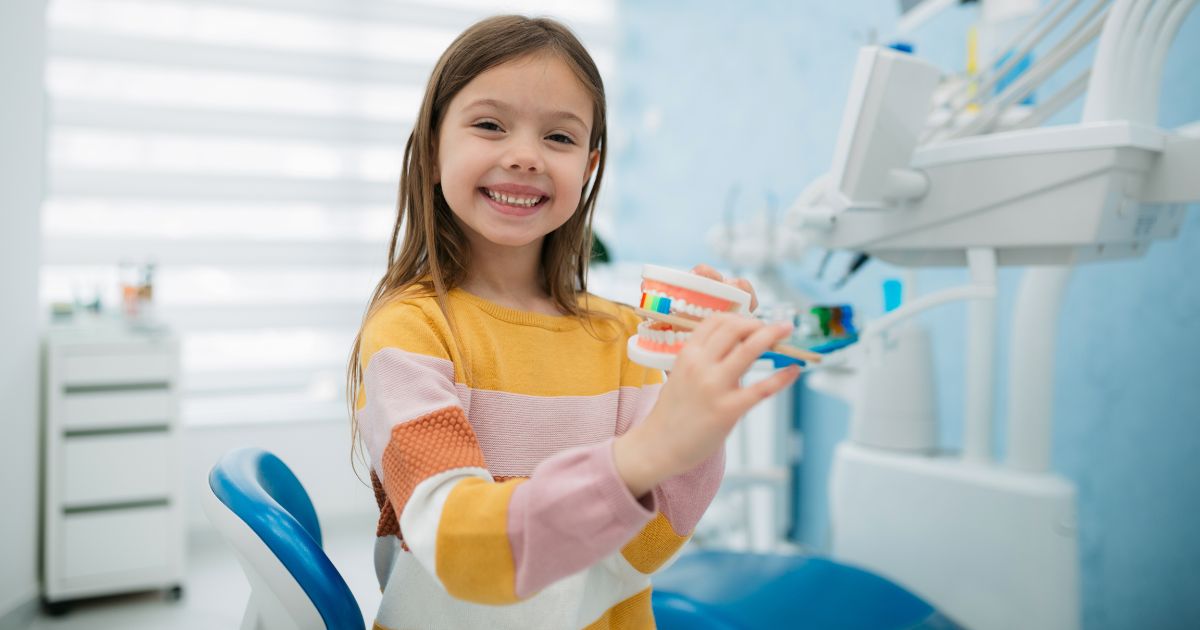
{"left": 635, "top": 308, "right": 822, "bottom": 363}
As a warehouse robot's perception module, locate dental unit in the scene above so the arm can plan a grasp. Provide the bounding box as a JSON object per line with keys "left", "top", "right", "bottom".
{"left": 707, "top": 1, "right": 1200, "bottom": 629}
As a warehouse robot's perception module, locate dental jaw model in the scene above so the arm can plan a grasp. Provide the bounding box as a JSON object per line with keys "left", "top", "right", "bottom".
{"left": 627, "top": 264, "right": 754, "bottom": 370}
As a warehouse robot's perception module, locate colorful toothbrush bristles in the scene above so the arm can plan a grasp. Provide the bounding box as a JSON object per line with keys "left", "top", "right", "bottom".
{"left": 812, "top": 305, "right": 856, "bottom": 338}
{"left": 640, "top": 292, "right": 672, "bottom": 315}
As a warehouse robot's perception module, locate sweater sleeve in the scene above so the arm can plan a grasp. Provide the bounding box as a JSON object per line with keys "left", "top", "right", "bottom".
{"left": 358, "top": 301, "right": 657, "bottom": 605}
{"left": 612, "top": 390, "right": 726, "bottom": 575}
{"left": 612, "top": 309, "right": 726, "bottom": 575}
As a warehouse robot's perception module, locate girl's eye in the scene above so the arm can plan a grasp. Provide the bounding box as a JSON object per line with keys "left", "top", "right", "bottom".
{"left": 474, "top": 121, "right": 502, "bottom": 132}
{"left": 546, "top": 133, "right": 575, "bottom": 145}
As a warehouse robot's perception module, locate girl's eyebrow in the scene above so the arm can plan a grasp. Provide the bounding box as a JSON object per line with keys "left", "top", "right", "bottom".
{"left": 463, "top": 98, "right": 588, "bottom": 130}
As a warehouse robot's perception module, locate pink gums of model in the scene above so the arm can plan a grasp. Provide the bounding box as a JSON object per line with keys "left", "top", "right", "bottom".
{"left": 627, "top": 264, "right": 753, "bottom": 370}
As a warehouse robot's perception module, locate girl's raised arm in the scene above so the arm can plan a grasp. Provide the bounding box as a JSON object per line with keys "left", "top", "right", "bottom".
{"left": 614, "top": 314, "right": 800, "bottom": 497}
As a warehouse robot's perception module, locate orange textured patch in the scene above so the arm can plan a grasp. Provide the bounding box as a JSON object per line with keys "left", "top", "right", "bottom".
{"left": 370, "top": 470, "right": 400, "bottom": 538}
{"left": 582, "top": 587, "right": 655, "bottom": 629}
{"left": 379, "top": 405, "right": 487, "bottom": 541}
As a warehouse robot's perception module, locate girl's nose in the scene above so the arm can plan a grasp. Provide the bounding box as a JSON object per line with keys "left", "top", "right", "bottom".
{"left": 505, "top": 137, "right": 544, "bottom": 173}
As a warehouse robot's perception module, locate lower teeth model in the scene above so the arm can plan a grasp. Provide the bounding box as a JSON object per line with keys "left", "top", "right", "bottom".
{"left": 627, "top": 264, "right": 753, "bottom": 370}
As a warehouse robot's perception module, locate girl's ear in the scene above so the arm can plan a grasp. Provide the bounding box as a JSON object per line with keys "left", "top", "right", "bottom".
{"left": 583, "top": 149, "right": 600, "bottom": 186}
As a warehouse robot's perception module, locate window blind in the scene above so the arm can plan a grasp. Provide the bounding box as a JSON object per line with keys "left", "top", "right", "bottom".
{"left": 42, "top": 0, "right": 617, "bottom": 426}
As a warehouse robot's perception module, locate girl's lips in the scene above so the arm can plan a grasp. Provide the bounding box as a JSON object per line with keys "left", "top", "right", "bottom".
{"left": 478, "top": 188, "right": 547, "bottom": 216}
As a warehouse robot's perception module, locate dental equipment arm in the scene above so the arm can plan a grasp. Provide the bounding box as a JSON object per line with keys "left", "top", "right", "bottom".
{"left": 941, "top": 0, "right": 1083, "bottom": 114}
{"left": 789, "top": 0, "right": 1199, "bottom": 463}
{"left": 942, "top": 0, "right": 1111, "bottom": 139}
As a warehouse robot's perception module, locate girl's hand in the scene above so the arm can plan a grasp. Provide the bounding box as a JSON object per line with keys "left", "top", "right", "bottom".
{"left": 690, "top": 263, "right": 758, "bottom": 313}
{"left": 614, "top": 313, "right": 800, "bottom": 497}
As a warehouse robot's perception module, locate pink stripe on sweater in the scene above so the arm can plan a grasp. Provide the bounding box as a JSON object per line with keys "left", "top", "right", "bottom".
{"left": 360, "top": 349, "right": 471, "bottom": 477}
{"left": 362, "top": 346, "right": 662, "bottom": 480}
{"left": 469, "top": 384, "right": 661, "bottom": 478}
{"left": 467, "top": 390, "right": 617, "bottom": 477}
{"left": 616, "top": 383, "right": 661, "bottom": 436}
{"left": 506, "top": 439, "right": 656, "bottom": 599}
{"left": 654, "top": 447, "right": 725, "bottom": 536}
{"left": 619, "top": 387, "right": 725, "bottom": 537}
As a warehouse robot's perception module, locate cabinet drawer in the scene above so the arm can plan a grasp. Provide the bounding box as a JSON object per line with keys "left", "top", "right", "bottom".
{"left": 63, "top": 433, "right": 172, "bottom": 507}
{"left": 61, "top": 506, "right": 171, "bottom": 581}
{"left": 62, "top": 390, "right": 172, "bottom": 432}
{"left": 61, "top": 352, "right": 174, "bottom": 388}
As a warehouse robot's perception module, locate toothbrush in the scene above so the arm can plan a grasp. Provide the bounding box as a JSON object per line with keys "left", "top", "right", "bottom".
{"left": 635, "top": 308, "right": 822, "bottom": 364}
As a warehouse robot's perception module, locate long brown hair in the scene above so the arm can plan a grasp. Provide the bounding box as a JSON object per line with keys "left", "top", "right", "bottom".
{"left": 346, "top": 15, "right": 617, "bottom": 471}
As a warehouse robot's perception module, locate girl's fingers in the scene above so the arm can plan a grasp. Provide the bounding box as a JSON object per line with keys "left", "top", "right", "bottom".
{"left": 729, "top": 277, "right": 758, "bottom": 312}
{"left": 695, "top": 314, "right": 762, "bottom": 363}
{"left": 718, "top": 320, "right": 794, "bottom": 380}
{"left": 730, "top": 364, "right": 802, "bottom": 414}
{"left": 690, "top": 264, "right": 757, "bottom": 312}
{"left": 686, "top": 310, "right": 750, "bottom": 350}
{"left": 691, "top": 263, "right": 722, "bottom": 281}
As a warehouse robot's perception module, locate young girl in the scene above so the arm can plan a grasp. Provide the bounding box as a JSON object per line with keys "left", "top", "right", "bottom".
{"left": 347, "top": 15, "right": 800, "bottom": 630}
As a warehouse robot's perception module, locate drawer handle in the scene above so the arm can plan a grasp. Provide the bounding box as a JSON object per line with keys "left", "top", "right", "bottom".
{"left": 64, "top": 498, "right": 170, "bottom": 515}
{"left": 64, "top": 424, "right": 170, "bottom": 438}
{"left": 64, "top": 382, "right": 170, "bottom": 395}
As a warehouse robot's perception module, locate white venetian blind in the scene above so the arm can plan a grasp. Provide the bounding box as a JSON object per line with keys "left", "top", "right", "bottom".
{"left": 41, "top": 0, "right": 617, "bottom": 426}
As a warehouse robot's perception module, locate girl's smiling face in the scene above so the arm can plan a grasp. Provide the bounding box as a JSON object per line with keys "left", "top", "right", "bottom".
{"left": 436, "top": 52, "right": 599, "bottom": 254}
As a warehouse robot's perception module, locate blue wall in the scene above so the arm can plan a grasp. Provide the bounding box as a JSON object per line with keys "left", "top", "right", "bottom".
{"left": 611, "top": 2, "right": 1200, "bottom": 628}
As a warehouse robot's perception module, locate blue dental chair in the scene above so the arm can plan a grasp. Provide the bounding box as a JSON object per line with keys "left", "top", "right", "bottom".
{"left": 652, "top": 551, "right": 960, "bottom": 630}
{"left": 203, "top": 448, "right": 364, "bottom": 630}
{"left": 205, "top": 448, "right": 955, "bottom": 629}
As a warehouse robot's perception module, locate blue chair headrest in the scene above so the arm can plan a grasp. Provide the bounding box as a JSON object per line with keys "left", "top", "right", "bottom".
{"left": 209, "top": 447, "right": 364, "bottom": 630}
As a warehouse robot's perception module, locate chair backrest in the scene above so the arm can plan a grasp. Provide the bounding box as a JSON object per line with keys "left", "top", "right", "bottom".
{"left": 204, "top": 447, "right": 364, "bottom": 630}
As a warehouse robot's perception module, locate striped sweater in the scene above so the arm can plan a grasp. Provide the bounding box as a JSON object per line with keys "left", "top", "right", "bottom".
{"left": 357, "top": 286, "right": 725, "bottom": 630}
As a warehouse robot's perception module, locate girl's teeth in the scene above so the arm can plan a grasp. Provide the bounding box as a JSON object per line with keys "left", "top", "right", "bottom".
{"left": 487, "top": 189, "right": 542, "bottom": 207}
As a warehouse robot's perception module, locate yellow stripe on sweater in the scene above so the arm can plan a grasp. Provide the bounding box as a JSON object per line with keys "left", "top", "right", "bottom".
{"left": 363, "top": 292, "right": 664, "bottom": 397}
{"left": 436, "top": 476, "right": 525, "bottom": 604}
{"left": 620, "top": 512, "right": 689, "bottom": 574}
{"left": 582, "top": 587, "right": 655, "bottom": 629}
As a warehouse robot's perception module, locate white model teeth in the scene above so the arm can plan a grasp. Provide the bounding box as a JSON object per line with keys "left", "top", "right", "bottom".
{"left": 637, "top": 320, "right": 690, "bottom": 345}
{"left": 485, "top": 189, "right": 542, "bottom": 207}
{"left": 670, "top": 297, "right": 716, "bottom": 318}
{"left": 643, "top": 290, "right": 717, "bottom": 319}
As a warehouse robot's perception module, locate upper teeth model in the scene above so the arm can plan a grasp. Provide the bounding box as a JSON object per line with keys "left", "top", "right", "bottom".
{"left": 627, "top": 264, "right": 752, "bottom": 370}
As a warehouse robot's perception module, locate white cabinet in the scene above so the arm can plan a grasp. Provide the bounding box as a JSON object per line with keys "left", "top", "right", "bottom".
{"left": 41, "top": 322, "right": 185, "bottom": 609}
